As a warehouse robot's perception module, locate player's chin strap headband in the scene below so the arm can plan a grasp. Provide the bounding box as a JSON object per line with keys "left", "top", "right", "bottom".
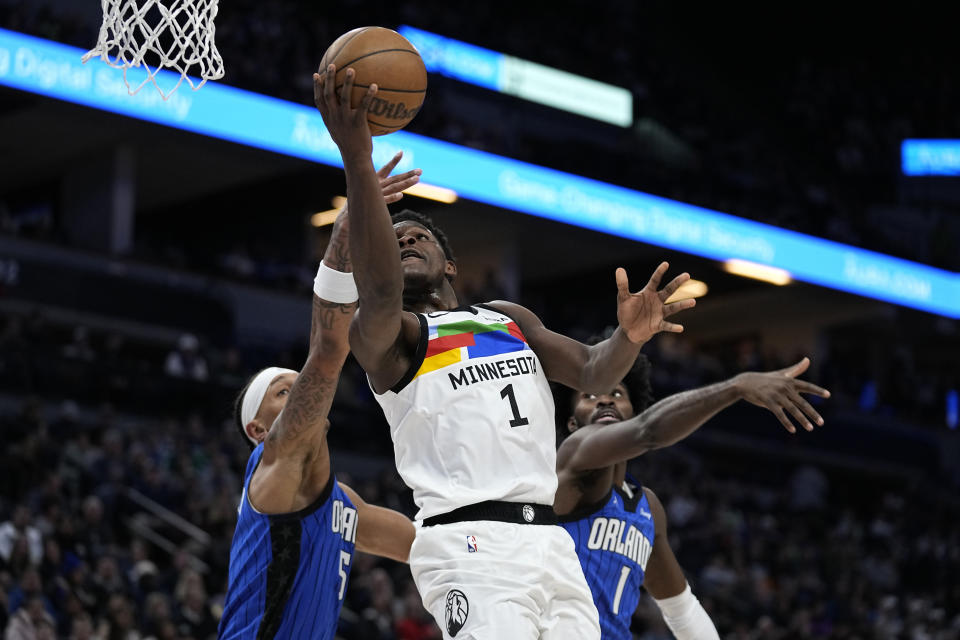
{"left": 241, "top": 367, "right": 298, "bottom": 444}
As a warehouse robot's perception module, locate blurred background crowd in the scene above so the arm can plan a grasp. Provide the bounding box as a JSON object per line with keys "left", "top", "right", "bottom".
{"left": 1, "top": 1, "right": 959, "bottom": 638}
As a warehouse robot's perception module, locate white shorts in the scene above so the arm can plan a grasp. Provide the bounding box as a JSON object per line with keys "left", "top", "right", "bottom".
{"left": 410, "top": 520, "right": 601, "bottom": 640}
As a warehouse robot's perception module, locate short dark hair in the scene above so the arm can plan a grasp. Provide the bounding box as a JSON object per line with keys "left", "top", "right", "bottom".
{"left": 392, "top": 209, "right": 456, "bottom": 263}
{"left": 554, "top": 333, "right": 654, "bottom": 441}
{"left": 233, "top": 374, "right": 257, "bottom": 450}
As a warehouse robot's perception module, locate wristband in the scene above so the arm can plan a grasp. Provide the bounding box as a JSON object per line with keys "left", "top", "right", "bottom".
{"left": 654, "top": 583, "right": 720, "bottom": 640}
{"left": 313, "top": 262, "right": 358, "bottom": 303}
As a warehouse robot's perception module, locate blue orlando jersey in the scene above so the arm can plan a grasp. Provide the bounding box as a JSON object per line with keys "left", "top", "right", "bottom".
{"left": 219, "top": 444, "right": 357, "bottom": 640}
{"left": 560, "top": 484, "right": 656, "bottom": 639}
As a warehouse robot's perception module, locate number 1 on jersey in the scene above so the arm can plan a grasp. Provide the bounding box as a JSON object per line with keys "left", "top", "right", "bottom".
{"left": 500, "top": 384, "right": 529, "bottom": 427}
{"left": 612, "top": 565, "right": 631, "bottom": 615}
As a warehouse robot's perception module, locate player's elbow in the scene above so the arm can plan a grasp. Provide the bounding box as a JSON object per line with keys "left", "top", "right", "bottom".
{"left": 393, "top": 545, "right": 410, "bottom": 564}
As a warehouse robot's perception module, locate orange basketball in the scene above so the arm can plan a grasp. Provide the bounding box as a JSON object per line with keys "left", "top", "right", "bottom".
{"left": 320, "top": 27, "right": 427, "bottom": 136}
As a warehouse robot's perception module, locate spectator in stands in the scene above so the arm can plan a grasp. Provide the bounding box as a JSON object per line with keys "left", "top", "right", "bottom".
{"left": 6, "top": 569, "right": 53, "bottom": 621}
{"left": 163, "top": 335, "right": 208, "bottom": 382}
{"left": 174, "top": 572, "right": 216, "bottom": 640}
{"left": 66, "top": 613, "right": 97, "bottom": 640}
{"left": 90, "top": 557, "right": 126, "bottom": 612}
{"left": 359, "top": 568, "right": 396, "bottom": 640}
{"left": 37, "top": 539, "right": 60, "bottom": 592}
{"left": 0, "top": 507, "right": 43, "bottom": 569}
{"left": 97, "top": 594, "right": 140, "bottom": 640}
{"left": 218, "top": 244, "right": 256, "bottom": 280}
{"left": 62, "top": 327, "right": 96, "bottom": 363}
{"left": 140, "top": 593, "right": 172, "bottom": 640}
{"left": 394, "top": 581, "right": 440, "bottom": 640}
{"left": 77, "top": 497, "right": 113, "bottom": 563}
{"left": 5, "top": 595, "right": 56, "bottom": 640}
{"left": 52, "top": 554, "right": 98, "bottom": 622}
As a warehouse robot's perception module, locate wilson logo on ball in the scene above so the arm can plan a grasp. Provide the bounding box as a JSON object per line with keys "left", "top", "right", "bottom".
{"left": 368, "top": 98, "right": 421, "bottom": 121}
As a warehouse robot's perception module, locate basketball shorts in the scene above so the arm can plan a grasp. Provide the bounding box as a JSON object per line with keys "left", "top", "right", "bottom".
{"left": 410, "top": 520, "right": 601, "bottom": 640}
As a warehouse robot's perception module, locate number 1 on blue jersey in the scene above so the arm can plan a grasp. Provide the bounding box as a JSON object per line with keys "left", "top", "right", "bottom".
{"left": 612, "top": 565, "right": 631, "bottom": 615}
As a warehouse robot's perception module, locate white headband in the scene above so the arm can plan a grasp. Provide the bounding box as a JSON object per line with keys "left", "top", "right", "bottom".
{"left": 241, "top": 367, "right": 298, "bottom": 444}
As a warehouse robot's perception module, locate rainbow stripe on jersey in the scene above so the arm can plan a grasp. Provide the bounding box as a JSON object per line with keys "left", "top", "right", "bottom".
{"left": 414, "top": 317, "right": 529, "bottom": 380}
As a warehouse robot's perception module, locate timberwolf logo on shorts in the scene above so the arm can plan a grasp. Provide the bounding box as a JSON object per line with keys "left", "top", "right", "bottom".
{"left": 445, "top": 589, "right": 469, "bottom": 637}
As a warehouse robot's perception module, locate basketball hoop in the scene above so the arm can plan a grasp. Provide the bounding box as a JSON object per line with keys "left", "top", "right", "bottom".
{"left": 82, "top": 0, "right": 225, "bottom": 100}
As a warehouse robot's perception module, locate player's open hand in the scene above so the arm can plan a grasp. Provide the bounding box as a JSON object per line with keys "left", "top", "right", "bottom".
{"left": 734, "top": 357, "right": 831, "bottom": 433}
{"left": 337, "top": 152, "right": 422, "bottom": 215}
{"left": 376, "top": 151, "right": 421, "bottom": 204}
{"left": 615, "top": 262, "right": 696, "bottom": 344}
{"left": 313, "top": 63, "right": 377, "bottom": 159}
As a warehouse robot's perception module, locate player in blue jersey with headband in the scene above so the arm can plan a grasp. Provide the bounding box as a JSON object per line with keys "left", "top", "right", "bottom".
{"left": 555, "top": 341, "right": 830, "bottom": 639}
{"left": 219, "top": 152, "right": 422, "bottom": 640}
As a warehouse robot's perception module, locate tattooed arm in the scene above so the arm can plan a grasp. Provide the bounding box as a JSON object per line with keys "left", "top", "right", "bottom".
{"left": 248, "top": 153, "right": 419, "bottom": 513}
{"left": 268, "top": 206, "right": 354, "bottom": 454}
{"left": 250, "top": 209, "right": 357, "bottom": 513}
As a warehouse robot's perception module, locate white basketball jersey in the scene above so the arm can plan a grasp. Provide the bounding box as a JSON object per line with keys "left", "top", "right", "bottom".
{"left": 373, "top": 304, "right": 559, "bottom": 520}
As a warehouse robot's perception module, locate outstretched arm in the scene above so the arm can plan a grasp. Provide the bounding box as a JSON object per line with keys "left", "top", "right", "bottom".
{"left": 252, "top": 159, "right": 420, "bottom": 513}
{"left": 313, "top": 65, "right": 418, "bottom": 389}
{"left": 488, "top": 263, "right": 695, "bottom": 394}
{"left": 338, "top": 483, "right": 415, "bottom": 563}
{"left": 262, "top": 210, "right": 357, "bottom": 464}
{"left": 558, "top": 358, "right": 830, "bottom": 473}
{"left": 249, "top": 207, "right": 359, "bottom": 513}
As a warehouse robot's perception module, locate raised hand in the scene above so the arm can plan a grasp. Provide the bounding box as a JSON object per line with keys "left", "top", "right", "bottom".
{"left": 615, "top": 262, "right": 696, "bottom": 344}
{"left": 313, "top": 63, "right": 377, "bottom": 159}
{"left": 375, "top": 151, "right": 421, "bottom": 204}
{"left": 734, "top": 357, "right": 831, "bottom": 433}
{"left": 336, "top": 152, "right": 422, "bottom": 220}
{"left": 325, "top": 154, "right": 420, "bottom": 270}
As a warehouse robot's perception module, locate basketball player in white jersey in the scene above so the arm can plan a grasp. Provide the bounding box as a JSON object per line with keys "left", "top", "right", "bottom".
{"left": 314, "top": 65, "right": 696, "bottom": 639}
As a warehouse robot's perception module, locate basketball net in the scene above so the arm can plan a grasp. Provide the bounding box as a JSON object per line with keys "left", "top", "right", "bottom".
{"left": 82, "top": 0, "right": 225, "bottom": 100}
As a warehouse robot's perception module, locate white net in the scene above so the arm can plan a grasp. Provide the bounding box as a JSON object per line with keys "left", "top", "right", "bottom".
{"left": 82, "top": 0, "right": 225, "bottom": 100}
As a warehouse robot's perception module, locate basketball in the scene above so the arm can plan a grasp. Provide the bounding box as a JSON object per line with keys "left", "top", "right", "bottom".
{"left": 320, "top": 27, "right": 427, "bottom": 136}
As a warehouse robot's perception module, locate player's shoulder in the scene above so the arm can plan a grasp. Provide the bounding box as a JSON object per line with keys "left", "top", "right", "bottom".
{"left": 243, "top": 443, "right": 265, "bottom": 477}
{"left": 481, "top": 300, "right": 541, "bottom": 327}
{"left": 641, "top": 486, "right": 668, "bottom": 534}
{"left": 336, "top": 481, "right": 363, "bottom": 507}
{"left": 482, "top": 299, "right": 520, "bottom": 312}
